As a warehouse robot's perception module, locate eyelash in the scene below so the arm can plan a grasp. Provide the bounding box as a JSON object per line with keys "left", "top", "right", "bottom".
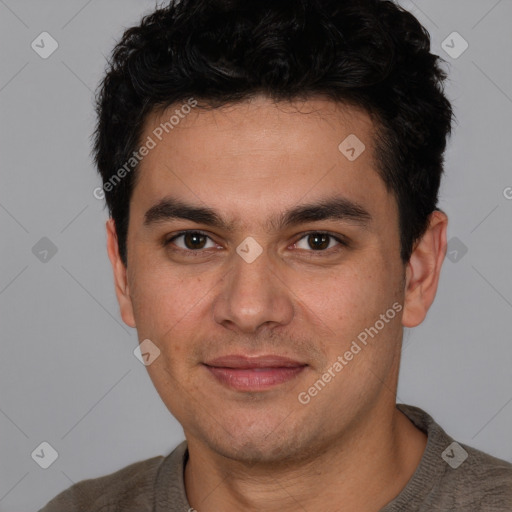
{"left": 163, "top": 230, "right": 348, "bottom": 257}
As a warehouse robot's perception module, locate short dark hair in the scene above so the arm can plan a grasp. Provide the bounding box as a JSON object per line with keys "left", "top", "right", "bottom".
{"left": 93, "top": 0, "right": 454, "bottom": 266}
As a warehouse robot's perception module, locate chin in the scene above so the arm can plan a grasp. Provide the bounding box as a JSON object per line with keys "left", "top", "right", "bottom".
{"left": 211, "top": 437, "right": 301, "bottom": 465}
{"left": 194, "top": 418, "right": 320, "bottom": 466}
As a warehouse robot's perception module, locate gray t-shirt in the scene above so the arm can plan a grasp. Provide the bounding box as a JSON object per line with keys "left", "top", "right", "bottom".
{"left": 38, "top": 403, "right": 512, "bottom": 511}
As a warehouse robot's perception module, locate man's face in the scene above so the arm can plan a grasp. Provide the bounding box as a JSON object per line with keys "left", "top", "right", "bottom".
{"left": 117, "top": 96, "right": 407, "bottom": 462}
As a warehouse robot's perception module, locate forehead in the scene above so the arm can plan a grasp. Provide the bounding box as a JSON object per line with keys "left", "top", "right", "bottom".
{"left": 130, "top": 96, "right": 395, "bottom": 231}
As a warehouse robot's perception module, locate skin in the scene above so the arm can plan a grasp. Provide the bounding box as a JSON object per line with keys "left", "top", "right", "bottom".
{"left": 106, "top": 95, "right": 448, "bottom": 511}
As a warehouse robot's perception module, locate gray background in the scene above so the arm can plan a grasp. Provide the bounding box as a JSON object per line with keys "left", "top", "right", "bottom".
{"left": 0, "top": 1, "right": 511, "bottom": 510}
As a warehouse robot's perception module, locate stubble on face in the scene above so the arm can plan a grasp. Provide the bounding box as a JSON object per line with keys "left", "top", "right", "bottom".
{"left": 124, "top": 95, "right": 407, "bottom": 466}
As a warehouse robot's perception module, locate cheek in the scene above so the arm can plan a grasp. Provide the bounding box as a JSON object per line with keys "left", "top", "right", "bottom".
{"left": 297, "top": 256, "right": 401, "bottom": 351}
{"left": 298, "top": 264, "right": 381, "bottom": 319}
{"left": 128, "top": 259, "right": 206, "bottom": 338}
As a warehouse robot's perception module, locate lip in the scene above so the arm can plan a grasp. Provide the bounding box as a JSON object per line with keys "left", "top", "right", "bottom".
{"left": 203, "top": 354, "right": 307, "bottom": 391}
{"left": 205, "top": 354, "right": 305, "bottom": 368}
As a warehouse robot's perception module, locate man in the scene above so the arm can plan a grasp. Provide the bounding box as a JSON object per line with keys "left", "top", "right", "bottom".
{"left": 40, "top": 0, "right": 512, "bottom": 510}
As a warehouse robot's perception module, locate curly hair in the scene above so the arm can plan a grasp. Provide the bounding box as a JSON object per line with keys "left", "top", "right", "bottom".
{"left": 92, "top": 0, "right": 454, "bottom": 266}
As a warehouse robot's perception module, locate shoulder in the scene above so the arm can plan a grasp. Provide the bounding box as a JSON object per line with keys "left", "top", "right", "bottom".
{"left": 397, "top": 403, "right": 512, "bottom": 510}
{"left": 446, "top": 442, "right": 512, "bottom": 507}
{"left": 38, "top": 454, "right": 165, "bottom": 512}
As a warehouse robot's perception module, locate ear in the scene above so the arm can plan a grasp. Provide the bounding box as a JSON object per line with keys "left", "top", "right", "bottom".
{"left": 402, "top": 210, "right": 448, "bottom": 328}
{"left": 106, "top": 218, "right": 136, "bottom": 328}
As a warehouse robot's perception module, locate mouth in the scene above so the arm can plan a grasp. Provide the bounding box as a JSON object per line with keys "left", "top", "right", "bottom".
{"left": 203, "top": 355, "right": 308, "bottom": 391}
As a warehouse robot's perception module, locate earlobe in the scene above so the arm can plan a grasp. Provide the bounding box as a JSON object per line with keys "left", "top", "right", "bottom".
{"left": 106, "top": 219, "right": 136, "bottom": 328}
{"left": 401, "top": 210, "right": 448, "bottom": 328}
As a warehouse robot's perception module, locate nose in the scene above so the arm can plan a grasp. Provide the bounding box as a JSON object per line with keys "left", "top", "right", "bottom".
{"left": 212, "top": 246, "right": 295, "bottom": 334}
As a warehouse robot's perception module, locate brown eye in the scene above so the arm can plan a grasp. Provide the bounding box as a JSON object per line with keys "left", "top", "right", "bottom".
{"left": 307, "top": 233, "right": 330, "bottom": 250}
{"left": 165, "top": 231, "right": 216, "bottom": 251}
{"left": 182, "top": 232, "right": 208, "bottom": 249}
{"left": 294, "top": 232, "right": 346, "bottom": 252}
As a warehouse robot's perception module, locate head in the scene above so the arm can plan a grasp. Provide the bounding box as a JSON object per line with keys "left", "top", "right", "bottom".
{"left": 95, "top": 0, "right": 453, "bottom": 463}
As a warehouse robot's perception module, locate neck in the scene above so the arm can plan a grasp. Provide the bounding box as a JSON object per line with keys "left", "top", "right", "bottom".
{"left": 184, "top": 403, "right": 427, "bottom": 512}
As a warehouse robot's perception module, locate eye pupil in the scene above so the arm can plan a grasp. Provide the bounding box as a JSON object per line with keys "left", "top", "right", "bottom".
{"left": 308, "top": 233, "right": 329, "bottom": 250}
{"left": 184, "top": 232, "right": 207, "bottom": 249}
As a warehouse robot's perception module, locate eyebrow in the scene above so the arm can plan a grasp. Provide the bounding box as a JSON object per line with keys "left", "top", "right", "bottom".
{"left": 143, "top": 195, "right": 372, "bottom": 232}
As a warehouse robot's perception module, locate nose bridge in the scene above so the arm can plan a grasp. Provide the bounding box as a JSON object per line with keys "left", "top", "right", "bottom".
{"left": 212, "top": 244, "right": 294, "bottom": 332}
